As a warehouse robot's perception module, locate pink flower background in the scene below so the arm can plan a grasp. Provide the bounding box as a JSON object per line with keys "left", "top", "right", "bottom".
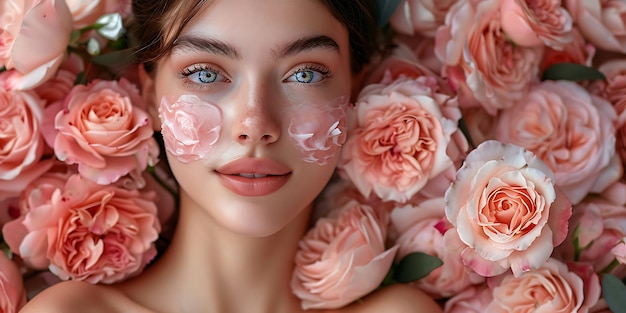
{"left": 1, "top": 0, "right": 626, "bottom": 312}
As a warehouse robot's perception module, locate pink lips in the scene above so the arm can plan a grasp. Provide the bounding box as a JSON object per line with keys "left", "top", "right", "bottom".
{"left": 216, "top": 158, "right": 292, "bottom": 196}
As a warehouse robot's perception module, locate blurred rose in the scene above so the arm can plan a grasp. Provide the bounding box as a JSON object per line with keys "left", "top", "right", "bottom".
{"left": 65, "top": 0, "right": 131, "bottom": 28}
{"left": 291, "top": 200, "right": 397, "bottom": 310}
{"left": 590, "top": 299, "right": 612, "bottom": 313}
{"left": 393, "top": 34, "right": 444, "bottom": 74}
{"left": 0, "top": 253, "right": 27, "bottom": 313}
{"left": 566, "top": 0, "right": 626, "bottom": 53}
{"left": 486, "top": 258, "right": 600, "bottom": 312}
{"left": 389, "top": 0, "right": 458, "bottom": 37}
{"left": 390, "top": 198, "right": 485, "bottom": 298}
{"left": 45, "top": 78, "right": 159, "bottom": 185}
{"left": 500, "top": 0, "right": 573, "bottom": 49}
{"left": 555, "top": 182, "right": 626, "bottom": 277}
{"left": 0, "top": 0, "right": 73, "bottom": 90}
{"left": 460, "top": 106, "right": 497, "bottom": 147}
{"left": 339, "top": 76, "right": 463, "bottom": 203}
{"left": 445, "top": 140, "right": 572, "bottom": 277}
{"left": 34, "top": 53, "right": 84, "bottom": 106}
{"left": 0, "top": 88, "right": 53, "bottom": 201}
{"left": 541, "top": 28, "right": 595, "bottom": 72}
{"left": 443, "top": 284, "right": 492, "bottom": 313}
{"left": 7, "top": 174, "right": 160, "bottom": 284}
{"left": 496, "top": 80, "right": 620, "bottom": 204}
{"left": 435, "top": 0, "right": 542, "bottom": 114}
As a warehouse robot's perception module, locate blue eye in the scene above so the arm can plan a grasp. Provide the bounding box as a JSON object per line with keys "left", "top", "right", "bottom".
{"left": 287, "top": 66, "right": 331, "bottom": 84}
{"left": 181, "top": 65, "right": 227, "bottom": 84}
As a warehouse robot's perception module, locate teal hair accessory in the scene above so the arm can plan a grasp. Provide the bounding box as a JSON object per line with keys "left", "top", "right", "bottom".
{"left": 375, "top": 0, "right": 402, "bottom": 26}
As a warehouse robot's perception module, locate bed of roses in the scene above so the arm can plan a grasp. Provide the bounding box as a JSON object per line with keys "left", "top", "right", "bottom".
{"left": 2, "top": 0, "right": 626, "bottom": 312}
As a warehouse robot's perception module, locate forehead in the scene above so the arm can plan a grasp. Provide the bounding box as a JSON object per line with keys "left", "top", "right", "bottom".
{"left": 178, "top": 0, "right": 348, "bottom": 55}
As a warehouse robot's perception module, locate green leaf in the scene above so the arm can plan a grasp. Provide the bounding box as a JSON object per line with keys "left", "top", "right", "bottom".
{"left": 376, "top": 0, "right": 402, "bottom": 27}
{"left": 602, "top": 273, "right": 626, "bottom": 313}
{"left": 542, "top": 62, "right": 606, "bottom": 81}
{"left": 393, "top": 252, "right": 443, "bottom": 283}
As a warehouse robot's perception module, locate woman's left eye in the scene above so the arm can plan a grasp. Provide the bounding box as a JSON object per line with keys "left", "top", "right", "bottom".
{"left": 286, "top": 67, "right": 330, "bottom": 84}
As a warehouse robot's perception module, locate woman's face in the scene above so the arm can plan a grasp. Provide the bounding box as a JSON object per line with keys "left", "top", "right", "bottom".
{"left": 148, "top": 0, "right": 353, "bottom": 236}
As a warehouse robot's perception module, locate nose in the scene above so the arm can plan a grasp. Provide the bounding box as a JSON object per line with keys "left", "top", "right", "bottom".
{"left": 231, "top": 88, "right": 280, "bottom": 145}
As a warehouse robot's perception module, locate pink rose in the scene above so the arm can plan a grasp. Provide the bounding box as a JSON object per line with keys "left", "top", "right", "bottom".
{"left": 159, "top": 95, "right": 222, "bottom": 163}
{"left": 389, "top": 0, "right": 458, "bottom": 37}
{"left": 445, "top": 140, "right": 572, "bottom": 277}
{"left": 566, "top": 0, "right": 626, "bottom": 53}
{"left": 0, "top": 253, "right": 27, "bottom": 313}
{"left": 393, "top": 34, "right": 444, "bottom": 74}
{"left": 495, "top": 80, "right": 620, "bottom": 204}
{"left": 0, "top": 88, "right": 53, "bottom": 201}
{"left": 486, "top": 258, "right": 600, "bottom": 313}
{"left": 65, "top": 0, "right": 131, "bottom": 28}
{"left": 500, "top": 0, "right": 574, "bottom": 49}
{"left": 555, "top": 182, "right": 626, "bottom": 277}
{"left": 540, "top": 27, "right": 595, "bottom": 72}
{"left": 435, "top": 0, "right": 542, "bottom": 114}
{"left": 0, "top": 0, "right": 73, "bottom": 90}
{"left": 291, "top": 200, "right": 398, "bottom": 310}
{"left": 443, "top": 284, "right": 492, "bottom": 313}
{"left": 45, "top": 78, "right": 160, "bottom": 185}
{"left": 390, "top": 198, "right": 485, "bottom": 298}
{"left": 8, "top": 174, "right": 160, "bottom": 284}
{"left": 34, "top": 53, "right": 84, "bottom": 106}
{"left": 459, "top": 106, "right": 498, "bottom": 147}
{"left": 339, "top": 76, "right": 463, "bottom": 203}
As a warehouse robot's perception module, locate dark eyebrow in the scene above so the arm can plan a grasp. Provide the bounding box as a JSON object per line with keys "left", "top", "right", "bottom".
{"left": 172, "top": 35, "right": 242, "bottom": 59}
{"left": 274, "top": 35, "right": 340, "bottom": 58}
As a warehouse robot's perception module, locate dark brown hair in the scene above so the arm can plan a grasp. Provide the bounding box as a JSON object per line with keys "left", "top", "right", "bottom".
{"left": 130, "top": 0, "right": 380, "bottom": 74}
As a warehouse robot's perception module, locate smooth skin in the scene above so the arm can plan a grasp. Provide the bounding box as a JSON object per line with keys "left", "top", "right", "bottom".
{"left": 20, "top": 0, "right": 444, "bottom": 312}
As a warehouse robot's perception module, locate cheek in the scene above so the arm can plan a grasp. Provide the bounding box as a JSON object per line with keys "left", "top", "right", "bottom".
{"left": 282, "top": 96, "right": 350, "bottom": 165}
{"left": 159, "top": 95, "right": 223, "bottom": 163}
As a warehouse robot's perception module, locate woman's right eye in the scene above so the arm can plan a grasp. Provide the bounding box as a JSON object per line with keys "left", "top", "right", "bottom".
{"left": 180, "top": 65, "right": 227, "bottom": 84}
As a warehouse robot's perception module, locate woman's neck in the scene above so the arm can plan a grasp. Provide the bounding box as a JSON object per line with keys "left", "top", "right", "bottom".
{"left": 121, "top": 190, "right": 313, "bottom": 313}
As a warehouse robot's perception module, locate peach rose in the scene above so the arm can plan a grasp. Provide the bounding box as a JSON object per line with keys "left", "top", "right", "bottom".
{"left": 540, "top": 27, "right": 595, "bottom": 72}
{"left": 291, "top": 200, "right": 398, "bottom": 310}
{"left": 459, "top": 106, "right": 497, "bottom": 147}
{"left": 0, "top": 87, "right": 53, "bottom": 201}
{"left": 0, "top": 253, "right": 27, "bottom": 313}
{"left": 46, "top": 78, "right": 159, "bottom": 185}
{"left": 566, "top": 0, "right": 626, "bottom": 53}
{"left": 11, "top": 174, "right": 160, "bottom": 284}
{"left": 495, "top": 80, "right": 620, "bottom": 204}
{"left": 389, "top": 0, "right": 458, "bottom": 37}
{"left": 0, "top": 0, "right": 73, "bottom": 90}
{"left": 435, "top": 0, "right": 542, "bottom": 114}
{"left": 486, "top": 258, "right": 600, "bottom": 313}
{"left": 500, "top": 0, "right": 573, "bottom": 49}
{"left": 339, "top": 76, "right": 463, "bottom": 203}
{"left": 443, "top": 284, "right": 492, "bottom": 313}
{"left": 555, "top": 182, "right": 626, "bottom": 277}
{"left": 393, "top": 34, "right": 444, "bottom": 74}
{"left": 445, "top": 140, "right": 572, "bottom": 277}
{"left": 390, "top": 198, "right": 485, "bottom": 298}
{"left": 2, "top": 168, "right": 71, "bottom": 269}
{"left": 34, "top": 53, "right": 84, "bottom": 106}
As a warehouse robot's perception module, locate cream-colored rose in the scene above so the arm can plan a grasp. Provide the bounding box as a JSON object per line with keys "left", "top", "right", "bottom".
{"left": 46, "top": 78, "right": 160, "bottom": 185}
{"left": 0, "top": 253, "right": 27, "bottom": 313}
{"left": 339, "top": 76, "right": 463, "bottom": 203}
{"left": 566, "top": 0, "right": 626, "bottom": 53}
{"left": 496, "top": 80, "right": 620, "bottom": 204}
{"left": 0, "top": 87, "right": 53, "bottom": 201}
{"left": 500, "top": 0, "right": 573, "bottom": 49}
{"left": 391, "top": 198, "right": 484, "bottom": 298}
{"left": 389, "top": 0, "right": 458, "bottom": 37}
{"left": 65, "top": 0, "right": 131, "bottom": 28}
{"left": 435, "top": 0, "right": 542, "bottom": 114}
{"left": 445, "top": 140, "right": 572, "bottom": 277}
{"left": 291, "top": 200, "right": 397, "bottom": 310}
{"left": 0, "top": 0, "right": 73, "bottom": 90}
{"left": 486, "top": 258, "right": 600, "bottom": 312}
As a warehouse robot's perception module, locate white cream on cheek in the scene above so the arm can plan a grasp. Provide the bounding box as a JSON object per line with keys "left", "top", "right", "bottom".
{"left": 159, "top": 95, "right": 223, "bottom": 163}
{"left": 282, "top": 96, "right": 350, "bottom": 165}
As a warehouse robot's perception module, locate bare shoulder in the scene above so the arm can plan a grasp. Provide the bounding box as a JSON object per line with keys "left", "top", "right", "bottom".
{"left": 348, "top": 284, "right": 443, "bottom": 313}
{"left": 19, "top": 280, "right": 153, "bottom": 313}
